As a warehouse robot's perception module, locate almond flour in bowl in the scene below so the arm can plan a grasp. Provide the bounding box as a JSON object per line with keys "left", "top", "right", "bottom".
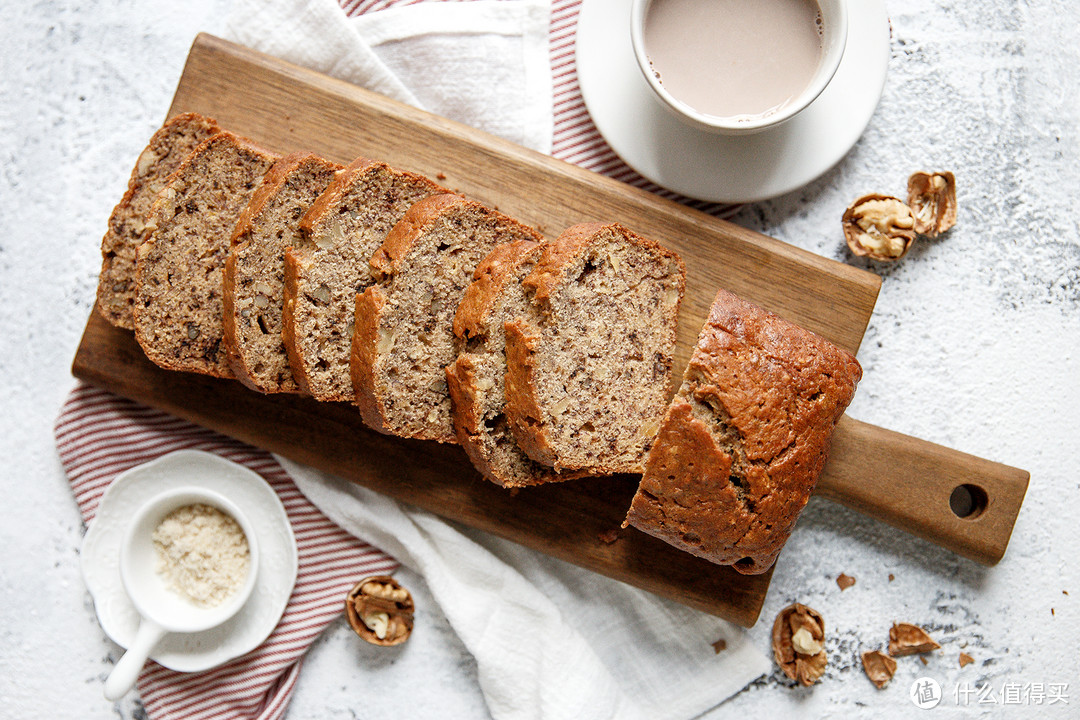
{"left": 152, "top": 503, "right": 250, "bottom": 607}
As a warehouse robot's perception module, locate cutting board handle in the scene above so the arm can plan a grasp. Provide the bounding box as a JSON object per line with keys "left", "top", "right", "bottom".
{"left": 816, "top": 416, "right": 1029, "bottom": 565}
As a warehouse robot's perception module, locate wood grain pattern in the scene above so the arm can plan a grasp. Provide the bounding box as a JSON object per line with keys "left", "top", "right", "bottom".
{"left": 71, "top": 35, "right": 1030, "bottom": 626}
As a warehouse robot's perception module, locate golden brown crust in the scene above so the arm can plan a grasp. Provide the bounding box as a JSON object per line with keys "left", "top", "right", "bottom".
{"left": 625, "top": 288, "right": 862, "bottom": 574}
{"left": 523, "top": 222, "right": 684, "bottom": 306}
{"left": 503, "top": 318, "right": 561, "bottom": 468}
{"left": 368, "top": 193, "right": 466, "bottom": 280}
{"left": 351, "top": 286, "right": 390, "bottom": 433}
{"left": 280, "top": 245, "right": 311, "bottom": 394}
{"left": 296, "top": 156, "right": 378, "bottom": 236}
{"left": 453, "top": 240, "right": 539, "bottom": 340}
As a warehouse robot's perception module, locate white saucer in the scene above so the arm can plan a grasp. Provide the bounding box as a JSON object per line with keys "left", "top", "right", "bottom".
{"left": 575, "top": 0, "right": 891, "bottom": 204}
{"left": 80, "top": 450, "right": 298, "bottom": 673}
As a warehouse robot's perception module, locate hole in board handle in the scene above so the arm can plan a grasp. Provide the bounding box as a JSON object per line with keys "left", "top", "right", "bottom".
{"left": 949, "top": 484, "right": 989, "bottom": 519}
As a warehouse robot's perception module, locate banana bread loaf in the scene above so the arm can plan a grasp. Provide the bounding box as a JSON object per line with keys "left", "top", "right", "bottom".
{"left": 352, "top": 194, "right": 543, "bottom": 443}
{"left": 282, "top": 159, "right": 445, "bottom": 401}
{"left": 623, "top": 288, "right": 862, "bottom": 575}
{"left": 134, "top": 132, "right": 279, "bottom": 377}
{"left": 97, "top": 112, "right": 221, "bottom": 329}
{"left": 504, "top": 223, "right": 686, "bottom": 474}
{"left": 223, "top": 152, "right": 341, "bottom": 393}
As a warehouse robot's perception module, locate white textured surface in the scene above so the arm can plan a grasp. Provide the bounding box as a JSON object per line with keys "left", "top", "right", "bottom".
{"left": 1, "top": 1, "right": 1077, "bottom": 718}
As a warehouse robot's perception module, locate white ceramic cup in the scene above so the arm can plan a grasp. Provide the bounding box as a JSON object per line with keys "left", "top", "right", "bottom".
{"left": 630, "top": 0, "right": 849, "bottom": 135}
{"left": 103, "top": 487, "right": 259, "bottom": 700}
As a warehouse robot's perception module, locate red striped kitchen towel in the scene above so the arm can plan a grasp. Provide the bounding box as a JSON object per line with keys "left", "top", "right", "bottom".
{"left": 341, "top": 0, "right": 740, "bottom": 218}
{"left": 55, "top": 383, "right": 399, "bottom": 720}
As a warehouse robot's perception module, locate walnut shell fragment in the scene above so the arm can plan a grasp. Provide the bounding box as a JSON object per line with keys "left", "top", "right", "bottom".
{"left": 346, "top": 575, "right": 415, "bottom": 646}
{"left": 888, "top": 622, "right": 940, "bottom": 656}
{"left": 772, "top": 603, "right": 827, "bottom": 686}
{"left": 907, "top": 171, "right": 957, "bottom": 237}
{"left": 842, "top": 194, "right": 918, "bottom": 261}
{"left": 861, "top": 650, "right": 897, "bottom": 689}
{"left": 836, "top": 573, "right": 856, "bottom": 591}
{"left": 959, "top": 652, "right": 974, "bottom": 668}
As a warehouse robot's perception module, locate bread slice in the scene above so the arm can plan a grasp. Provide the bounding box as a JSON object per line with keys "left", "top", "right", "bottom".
{"left": 133, "top": 132, "right": 279, "bottom": 377}
{"left": 623, "top": 289, "right": 862, "bottom": 574}
{"left": 504, "top": 223, "right": 686, "bottom": 474}
{"left": 282, "top": 159, "right": 445, "bottom": 401}
{"left": 447, "top": 241, "right": 582, "bottom": 487}
{"left": 352, "top": 194, "right": 543, "bottom": 443}
{"left": 223, "top": 152, "right": 342, "bottom": 393}
{"left": 97, "top": 112, "right": 221, "bottom": 329}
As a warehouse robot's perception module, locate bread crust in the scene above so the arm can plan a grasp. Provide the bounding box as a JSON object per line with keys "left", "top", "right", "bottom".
{"left": 223, "top": 152, "right": 341, "bottom": 393}
{"left": 368, "top": 193, "right": 467, "bottom": 280}
{"left": 452, "top": 240, "right": 538, "bottom": 340}
{"left": 351, "top": 286, "right": 391, "bottom": 432}
{"left": 624, "top": 288, "right": 862, "bottom": 574}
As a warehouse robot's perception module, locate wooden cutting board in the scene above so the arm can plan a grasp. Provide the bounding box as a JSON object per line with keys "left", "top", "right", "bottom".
{"left": 72, "top": 35, "right": 1029, "bottom": 627}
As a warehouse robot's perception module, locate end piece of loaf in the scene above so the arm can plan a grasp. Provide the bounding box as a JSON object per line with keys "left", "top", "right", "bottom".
{"left": 352, "top": 194, "right": 543, "bottom": 443}
{"left": 97, "top": 112, "right": 221, "bottom": 329}
{"left": 447, "top": 241, "right": 582, "bottom": 487}
{"left": 223, "top": 152, "right": 341, "bottom": 393}
{"left": 283, "top": 159, "right": 445, "bottom": 401}
{"left": 134, "top": 131, "right": 279, "bottom": 377}
{"left": 504, "top": 223, "right": 686, "bottom": 474}
{"left": 623, "top": 288, "right": 862, "bottom": 575}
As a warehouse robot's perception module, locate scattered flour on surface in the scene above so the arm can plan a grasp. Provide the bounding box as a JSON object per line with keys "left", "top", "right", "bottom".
{"left": 152, "top": 503, "right": 250, "bottom": 607}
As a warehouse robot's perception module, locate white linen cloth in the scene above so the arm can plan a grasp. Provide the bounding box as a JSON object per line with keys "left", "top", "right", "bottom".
{"left": 224, "top": 0, "right": 553, "bottom": 153}
{"left": 224, "top": 1, "right": 770, "bottom": 717}
{"left": 281, "top": 460, "right": 770, "bottom": 720}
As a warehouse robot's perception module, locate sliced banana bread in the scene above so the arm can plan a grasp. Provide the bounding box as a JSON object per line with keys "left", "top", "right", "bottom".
{"left": 352, "top": 194, "right": 543, "bottom": 443}
{"left": 97, "top": 112, "right": 221, "bottom": 329}
{"left": 282, "top": 159, "right": 445, "bottom": 401}
{"left": 223, "top": 152, "right": 342, "bottom": 393}
{"left": 623, "top": 289, "right": 862, "bottom": 575}
{"left": 504, "top": 223, "right": 686, "bottom": 474}
{"left": 447, "top": 241, "right": 582, "bottom": 487}
{"left": 134, "top": 132, "right": 279, "bottom": 377}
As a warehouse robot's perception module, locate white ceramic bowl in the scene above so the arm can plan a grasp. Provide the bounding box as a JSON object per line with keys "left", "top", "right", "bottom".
{"left": 630, "top": 0, "right": 849, "bottom": 135}
{"left": 104, "top": 486, "right": 259, "bottom": 700}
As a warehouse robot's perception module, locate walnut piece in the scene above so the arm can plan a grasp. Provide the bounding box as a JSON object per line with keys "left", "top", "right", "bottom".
{"left": 345, "top": 575, "right": 415, "bottom": 646}
{"left": 907, "top": 171, "right": 957, "bottom": 237}
{"left": 888, "top": 622, "right": 940, "bottom": 656}
{"left": 861, "top": 650, "right": 897, "bottom": 689}
{"left": 842, "top": 194, "right": 917, "bottom": 261}
{"left": 836, "top": 573, "right": 856, "bottom": 591}
{"left": 772, "top": 603, "right": 827, "bottom": 686}
{"left": 959, "top": 652, "right": 974, "bottom": 668}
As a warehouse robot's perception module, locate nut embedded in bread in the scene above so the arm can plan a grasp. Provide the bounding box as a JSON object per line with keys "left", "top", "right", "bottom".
{"left": 623, "top": 288, "right": 862, "bottom": 574}
{"left": 503, "top": 223, "right": 686, "bottom": 474}
{"left": 352, "top": 194, "right": 544, "bottom": 443}
{"left": 282, "top": 159, "right": 445, "bottom": 401}
{"left": 223, "top": 152, "right": 342, "bottom": 393}
{"left": 133, "top": 131, "right": 279, "bottom": 378}
{"left": 447, "top": 240, "right": 583, "bottom": 487}
{"left": 97, "top": 112, "right": 221, "bottom": 329}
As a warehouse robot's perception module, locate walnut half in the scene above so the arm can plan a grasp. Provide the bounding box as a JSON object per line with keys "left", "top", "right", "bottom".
{"left": 772, "top": 603, "right": 827, "bottom": 686}
{"left": 842, "top": 194, "right": 917, "bottom": 261}
{"left": 907, "top": 171, "right": 957, "bottom": 237}
{"left": 345, "top": 575, "right": 415, "bottom": 646}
